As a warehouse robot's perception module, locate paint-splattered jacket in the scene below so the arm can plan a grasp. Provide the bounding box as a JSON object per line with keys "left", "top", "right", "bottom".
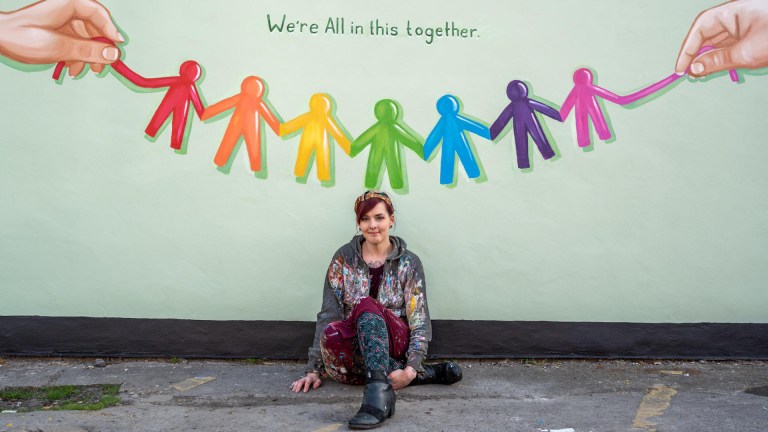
{"left": 307, "top": 235, "right": 432, "bottom": 375}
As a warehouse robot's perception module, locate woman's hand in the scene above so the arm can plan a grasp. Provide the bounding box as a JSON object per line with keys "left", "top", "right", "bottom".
{"left": 290, "top": 372, "right": 322, "bottom": 393}
{"left": 388, "top": 366, "right": 417, "bottom": 390}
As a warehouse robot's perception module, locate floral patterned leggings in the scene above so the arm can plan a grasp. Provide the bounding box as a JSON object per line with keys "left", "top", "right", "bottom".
{"left": 320, "top": 297, "right": 410, "bottom": 385}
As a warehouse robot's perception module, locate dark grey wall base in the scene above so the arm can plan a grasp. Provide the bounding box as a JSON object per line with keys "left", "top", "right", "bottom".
{"left": 2, "top": 317, "right": 767, "bottom": 359}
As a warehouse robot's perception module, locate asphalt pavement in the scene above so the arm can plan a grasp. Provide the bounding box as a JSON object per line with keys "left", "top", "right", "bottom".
{"left": 0, "top": 357, "right": 766, "bottom": 431}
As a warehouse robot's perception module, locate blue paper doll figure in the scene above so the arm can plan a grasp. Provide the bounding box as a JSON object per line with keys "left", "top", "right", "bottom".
{"left": 424, "top": 95, "right": 490, "bottom": 185}
{"left": 490, "top": 80, "right": 562, "bottom": 169}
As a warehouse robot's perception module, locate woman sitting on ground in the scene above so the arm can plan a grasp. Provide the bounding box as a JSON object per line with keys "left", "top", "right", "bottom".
{"left": 290, "top": 190, "right": 462, "bottom": 429}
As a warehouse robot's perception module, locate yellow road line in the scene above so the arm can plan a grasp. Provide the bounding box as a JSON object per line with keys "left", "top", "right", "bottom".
{"left": 311, "top": 423, "right": 343, "bottom": 432}
{"left": 632, "top": 384, "right": 678, "bottom": 431}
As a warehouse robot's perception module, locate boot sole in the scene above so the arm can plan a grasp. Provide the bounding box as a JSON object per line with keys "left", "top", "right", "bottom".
{"left": 348, "top": 403, "right": 394, "bottom": 429}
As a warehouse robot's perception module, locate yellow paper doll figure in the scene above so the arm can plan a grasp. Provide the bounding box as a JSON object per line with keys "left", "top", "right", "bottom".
{"left": 202, "top": 76, "right": 280, "bottom": 172}
{"left": 280, "top": 93, "right": 351, "bottom": 182}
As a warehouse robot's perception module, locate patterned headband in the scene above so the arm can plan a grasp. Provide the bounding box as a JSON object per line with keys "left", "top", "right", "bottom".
{"left": 354, "top": 191, "right": 393, "bottom": 213}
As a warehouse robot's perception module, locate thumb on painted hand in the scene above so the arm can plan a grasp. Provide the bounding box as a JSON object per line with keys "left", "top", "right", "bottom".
{"left": 688, "top": 47, "right": 737, "bottom": 76}
{"left": 61, "top": 36, "right": 119, "bottom": 64}
{"left": 688, "top": 36, "right": 768, "bottom": 77}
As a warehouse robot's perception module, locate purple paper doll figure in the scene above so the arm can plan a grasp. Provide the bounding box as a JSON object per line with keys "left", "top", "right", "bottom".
{"left": 490, "top": 80, "right": 562, "bottom": 169}
{"left": 560, "top": 68, "right": 682, "bottom": 148}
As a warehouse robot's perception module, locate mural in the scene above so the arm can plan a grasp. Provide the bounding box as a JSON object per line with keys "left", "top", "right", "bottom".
{"left": 2, "top": 0, "right": 768, "bottom": 327}
{"left": 1, "top": 0, "right": 768, "bottom": 189}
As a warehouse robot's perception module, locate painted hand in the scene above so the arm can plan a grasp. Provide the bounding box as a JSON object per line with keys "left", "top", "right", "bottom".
{"left": 0, "top": 0, "right": 123, "bottom": 76}
{"left": 676, "top": 0, "right": 768, "bottom": 76}
{"left": 289, "top": 372, "right": 322, "bottom": 393}
{"left": 388, "top": 366, "right": 417, "bottom": 390}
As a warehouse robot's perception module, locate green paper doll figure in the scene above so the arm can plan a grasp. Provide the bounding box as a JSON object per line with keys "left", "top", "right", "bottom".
{"left": 351, "top": 99, "right": 424, "bottom": 190}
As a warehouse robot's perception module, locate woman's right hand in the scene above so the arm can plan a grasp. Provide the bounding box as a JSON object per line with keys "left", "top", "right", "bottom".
{"left": 290, "top": 372, "right": 322, "bottom": 393}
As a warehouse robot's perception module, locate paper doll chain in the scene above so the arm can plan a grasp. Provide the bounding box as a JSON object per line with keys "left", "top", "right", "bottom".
{"left": 50, "top": 38, "right": 742, "bottom": 186}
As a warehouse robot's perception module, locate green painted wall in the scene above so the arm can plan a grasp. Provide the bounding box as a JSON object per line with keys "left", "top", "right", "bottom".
{"left": 1, "top": 0, "right": 766, "bottom": 323}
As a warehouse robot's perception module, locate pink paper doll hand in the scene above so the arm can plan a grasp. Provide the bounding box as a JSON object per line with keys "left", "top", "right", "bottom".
{"left": 559, "top": 91, "right": 576, "bottom": 120}
{"left": 676, "top": 0, "right": 768, "bottom": 77}
{"left": 0, "top": 0, "right": 123, "bottom": 77}
{"left": 592, "top": 86, "right": 623, "bottom": 105}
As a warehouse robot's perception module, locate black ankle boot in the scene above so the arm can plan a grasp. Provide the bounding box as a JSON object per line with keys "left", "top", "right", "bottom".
{"left": 411, "top": 362, "right": 463, "bottom": 386}
{"left": 348, "top": 370, "right": 396, "bottom": 430}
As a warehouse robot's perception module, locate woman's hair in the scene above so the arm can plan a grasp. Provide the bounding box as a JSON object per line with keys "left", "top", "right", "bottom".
{"left": 354, "top": 190, "right": 395, "bottom": 224}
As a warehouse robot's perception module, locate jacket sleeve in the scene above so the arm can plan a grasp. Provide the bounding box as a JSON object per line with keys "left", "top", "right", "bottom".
{"left": 403, "top": 254, "right": 432, "bottom": 375}
{"left": 306, "top": 253, "right": 344, "bottom": 373}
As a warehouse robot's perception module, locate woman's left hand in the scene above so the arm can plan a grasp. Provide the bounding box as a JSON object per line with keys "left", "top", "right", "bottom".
{"left": 388, "top": 366, "right": 417, "bottom": 390}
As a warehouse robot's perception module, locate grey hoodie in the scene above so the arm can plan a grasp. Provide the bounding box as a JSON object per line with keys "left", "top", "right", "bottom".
{"left": 307, "top": 235, "right": 432, "bottom": 375}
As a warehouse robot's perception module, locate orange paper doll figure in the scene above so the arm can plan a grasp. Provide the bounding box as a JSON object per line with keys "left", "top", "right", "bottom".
{"left": 280, "top": 93, "right": 351, "bottom": 182}
{"left": 202, "top": 76, "right": 280, "bottom": 172}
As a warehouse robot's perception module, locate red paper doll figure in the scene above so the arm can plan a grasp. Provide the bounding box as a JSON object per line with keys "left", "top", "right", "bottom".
{"left": 120, "top": 60, "right": 204, "bottom": 151}
{"left": 53, "top": 38, "right": 204, "bottom": 152}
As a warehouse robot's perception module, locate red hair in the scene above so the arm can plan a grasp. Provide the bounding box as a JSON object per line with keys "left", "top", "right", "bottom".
{"left": 354, "top": 192, "right": 394, "bottom": 224}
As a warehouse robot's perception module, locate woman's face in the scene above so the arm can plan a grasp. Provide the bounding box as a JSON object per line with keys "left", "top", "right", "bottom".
{"left": 358, "top": 202, "right": 394, "bottom": 246}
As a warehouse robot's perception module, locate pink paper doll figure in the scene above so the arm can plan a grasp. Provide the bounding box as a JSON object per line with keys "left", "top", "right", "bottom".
{"left": 560, "top": 68, "right": 682, "bottom": 148}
